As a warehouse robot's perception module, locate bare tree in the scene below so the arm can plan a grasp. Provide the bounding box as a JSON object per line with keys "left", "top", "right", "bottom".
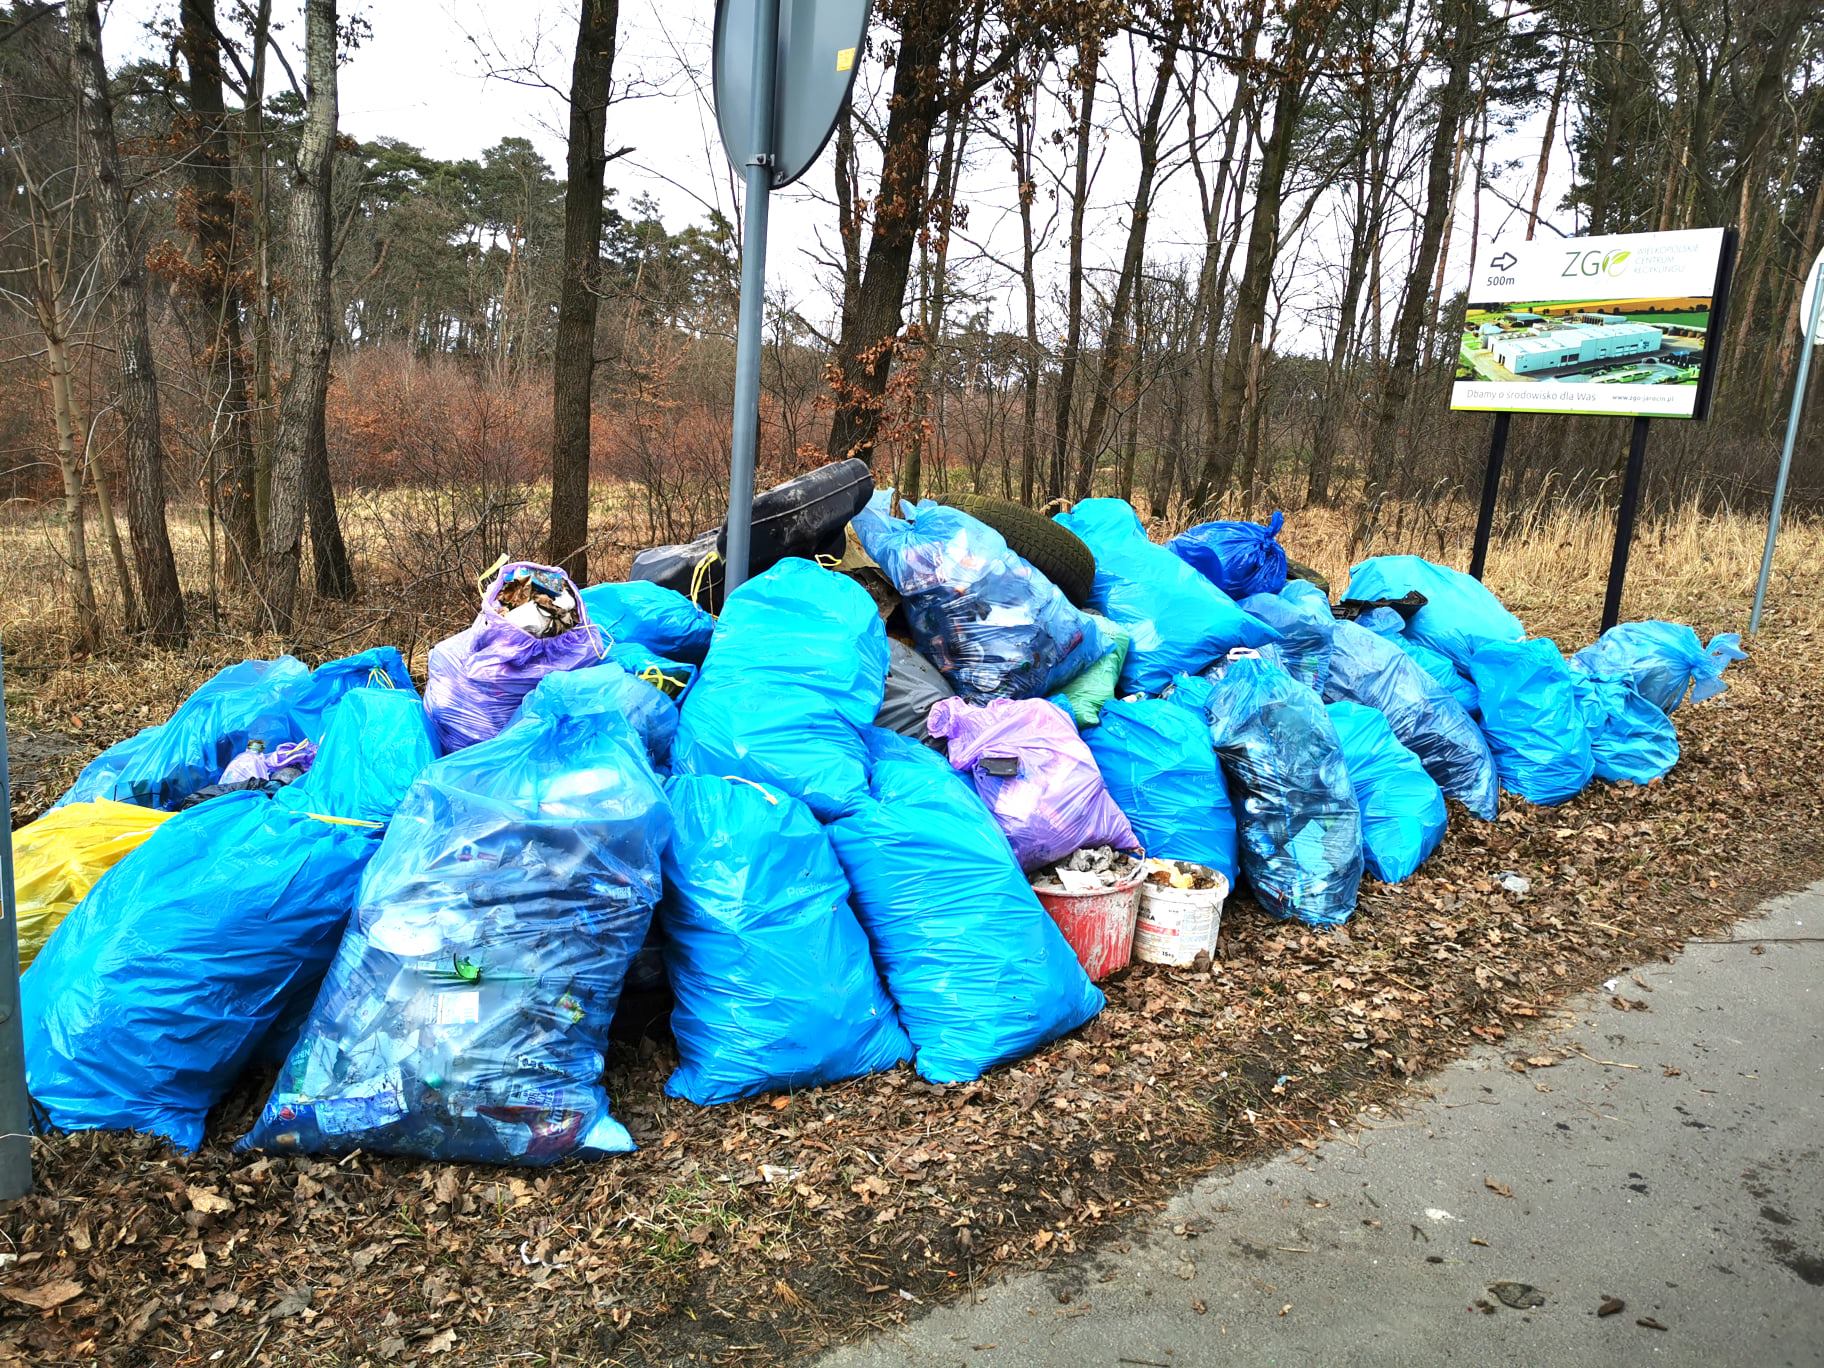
{"left": 261, "top": 0, "right": 338, "bottom": 630}
{"left": 549, "top": 0, "right": 621, "bottom": 583}
{"left": 68, "top": 0, "right": 188, "bottom": 644}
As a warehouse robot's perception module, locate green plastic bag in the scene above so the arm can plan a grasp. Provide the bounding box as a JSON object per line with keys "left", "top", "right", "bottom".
{"left": 1052, "top": 616, "right": 1130, "bottom": 726}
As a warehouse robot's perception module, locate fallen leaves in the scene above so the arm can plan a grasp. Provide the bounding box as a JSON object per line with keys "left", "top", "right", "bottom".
{"left": 1483, "top": 1177, "right": 1515, "bottom": 1200}
{"left": 0, "top": 1279, "right": 83, "bottom": 1310}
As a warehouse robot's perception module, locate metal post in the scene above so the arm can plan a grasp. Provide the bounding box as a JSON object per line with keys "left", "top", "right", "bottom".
{"left": 1602, "top": 415, "right": 1652, "bottom": 632}
{"left": 0, "top": 633, "right": 33, "bottom": 1199}
{"left": 1750, "top": 271, "right": 1824, "bottom": 634}
{"left": 722, "top": 0, "right": 780, "bottom": 595}
{"left": 1469, "top": 411, "right": 1511, "bottom": 582}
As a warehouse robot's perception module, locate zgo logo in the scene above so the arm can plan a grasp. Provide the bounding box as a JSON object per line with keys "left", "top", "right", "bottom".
{"left": 1562, "top": 248, "right": 1632, "bottom": 278}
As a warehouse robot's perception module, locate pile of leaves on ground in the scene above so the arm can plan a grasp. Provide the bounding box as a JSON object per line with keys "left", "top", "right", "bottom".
{"left": 4, "top": 607, "right": 1822, "bottom": 1367}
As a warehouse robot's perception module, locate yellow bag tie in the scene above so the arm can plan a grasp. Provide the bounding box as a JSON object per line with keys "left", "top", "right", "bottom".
{"left": 474, "top": 553, "right": 509, "bottom": 599}
{"left": 303, "top": 812, "right": 385, "bottom": 829}
{"left": 688, "top": 549, "right": 722, "bottom": 610}
{"left": 637, "top": 664, "right": 689, "bottom": 694}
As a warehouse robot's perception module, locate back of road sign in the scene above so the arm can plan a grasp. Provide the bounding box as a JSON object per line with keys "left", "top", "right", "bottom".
{"left": 1802, "top": 249, "right": 1824, "bottom": 347}
{"left": 714, "top": 0, "right": 871, "bottom": 189}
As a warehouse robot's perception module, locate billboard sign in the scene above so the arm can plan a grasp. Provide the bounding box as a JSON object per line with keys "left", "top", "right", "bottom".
{"left": 1453, "top": 227, "right": 1733, "bottom": 420}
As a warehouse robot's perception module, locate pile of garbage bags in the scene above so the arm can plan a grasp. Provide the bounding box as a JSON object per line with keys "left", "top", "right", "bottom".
{"left": 15, "top": 485, "right": 1746, "bottom": 1166}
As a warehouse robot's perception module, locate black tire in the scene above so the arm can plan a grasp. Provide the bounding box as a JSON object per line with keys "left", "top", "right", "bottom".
{"left": 1285, "top": 557, "right": 1331, "bottom": 594}
{"left": 934, "top": 493, "right": 1098, "bottom": 608}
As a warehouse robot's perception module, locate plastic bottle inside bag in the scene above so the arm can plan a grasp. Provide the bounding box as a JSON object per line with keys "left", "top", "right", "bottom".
{"left": 220, "top": 738, "right": 268, "bottom": 785}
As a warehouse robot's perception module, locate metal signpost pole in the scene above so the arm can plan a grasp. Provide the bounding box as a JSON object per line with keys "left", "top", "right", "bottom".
{"left": 721, "top": 0, "right": 781, "bottom": 594}
{"left": 0, "top": 633, "right": 32, "bottom": 1199}
{"left": 1469, "top": 411, "right": 1512, "bottom": 582}
{"left": 1750, "top": 261, "right": 1824, "bottom": 634}
{"left": 1601, "top": 415, "right": 1653, "bottom": 632}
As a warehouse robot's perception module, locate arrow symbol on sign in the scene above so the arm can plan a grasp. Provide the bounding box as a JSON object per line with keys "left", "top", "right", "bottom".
{"left": 1490, "top": 251, "right": 1517, "bottom": 272}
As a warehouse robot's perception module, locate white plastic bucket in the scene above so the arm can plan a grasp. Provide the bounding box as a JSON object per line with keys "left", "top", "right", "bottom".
{"left": 1133, "top": 871, "right": 1229, "bottom": 966}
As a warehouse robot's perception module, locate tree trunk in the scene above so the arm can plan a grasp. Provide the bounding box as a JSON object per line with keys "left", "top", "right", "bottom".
{"left": 1014, "top": 87, "right": 1042, "bottom": 505}
{"left": 180, "top": 0, "right": 260, "bottom": 593}
{"left": 41, "top": 319, "right": 102, "bottom": 653}
{"left": 1072, "top": 14, "right": 1182, "bottom": 499}
{"left": 824, "top": 9, "right": 951, "bottom": 465}
{"left": 1355, "top": 0, "right": 1477, "bottom": 550}
{"left": 548, "top": 0, "right": 619, "bottom": 582}
{"left": 261, "top": 0, "right": 338, "bottom": 631}
{"left": 68, "top": 0, "right": 187, "bottom": 644}
{"left": 1049, "top": 25, "right": 1102, "bottom": 497}
{"left": 1525, "top": 44, "right": 1569, "bottom": 239}
{"left": 244, "top": 0, "right": 277, "bottom": 540}
{"left": 1187, "top": 63, "right": 1307, "bottom": 514}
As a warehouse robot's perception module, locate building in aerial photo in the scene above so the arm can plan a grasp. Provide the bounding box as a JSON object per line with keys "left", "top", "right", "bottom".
{"left": 1488, "top": 321, "right": 1664, "bottom": 375}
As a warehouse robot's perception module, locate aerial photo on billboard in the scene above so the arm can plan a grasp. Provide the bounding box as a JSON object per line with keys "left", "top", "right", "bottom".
{"left": 1452, "top": 228, "right": 1731, "bottom": 420}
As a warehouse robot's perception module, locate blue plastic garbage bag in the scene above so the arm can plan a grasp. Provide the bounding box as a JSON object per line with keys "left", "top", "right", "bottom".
{"left": 606, "top": 640, "right": 696, "bottom": 698}
{"left": 1057, "top": 499, "right": 1278, "bottom": 694}
{"left": 1240, "top": 591, "right": 1334, "bottom": 693}
{"left": 1345, "top": 556, "right": 1524, "bottom": 669}
{"left": 1323, "top": 620, "right": 1499, "bottom": 819}
{"left": 827, "top": 728, "right": 1104, "bottom": 1084}
{"left": 1204, "top": 653, "right": 1362, "bottom": 926}
{"left": 513, "top": 662, "right": 679, "bottom": 774}
{"left": 854, "top": 493, "right": 1106, "bottom": 701}
{"left": 1572, "top": 673, "right": 1679, "bottom": 785}
{"left": 674, "top": 559, "right": 887, "bottom": 821}
{"left": 1326, "top": 701, "right": 1446, "bottom": 884}
{"left": 25, "top": 688, "right": 436, "bottom": 1149}
{"left": 1169, "top": 511, "right": 1290, "bottom": 597}
{"left": 1356, "top": 608, "right": 1479, "bottom": 716}
{"left": 1083, "top": 696, "right": 1238, "bottom": 886}
{"left": 1469, "top": 638, "right": 1595, "bottom": 807}
{"left": 661, "top": 776, "right": 910, "bottom": 1105}
{"left": 1279, "top": 579, "right": 1335, "bottom": 623}
{"left": 243, "top": 668, "right": 670, "bottom": 1164}
{"left": 1571, "top": 621, "right": 1745, "bottom": 713}
{"left": 56, "top": 646, "right": 415, "bottom": 811}
{"left": 582, "top": 579, "right": 716, "bottom": 664}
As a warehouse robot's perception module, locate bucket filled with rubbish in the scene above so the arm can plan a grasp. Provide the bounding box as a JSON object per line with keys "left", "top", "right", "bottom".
{"left": 1133, "top": 860, "right": 1229, "bottom": 967}
{"left": 1030, "top": 847, "right": 1146, "bottom": 981}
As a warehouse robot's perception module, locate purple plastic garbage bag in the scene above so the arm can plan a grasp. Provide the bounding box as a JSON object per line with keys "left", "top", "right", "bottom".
{"left": 926, "top": 697, "right": 1139, "bottom": 872}
{"left": 424, "top": 562, "right": 601, "bottom": 751}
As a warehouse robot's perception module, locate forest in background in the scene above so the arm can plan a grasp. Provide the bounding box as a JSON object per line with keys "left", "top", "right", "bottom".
{"left": 0, "top": 0, "right": 1820, "bottom": 654}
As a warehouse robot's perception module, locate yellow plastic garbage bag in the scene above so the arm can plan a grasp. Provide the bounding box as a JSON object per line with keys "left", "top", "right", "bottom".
{"left": 12, "top": 799, "right": 172, "bottom": 968}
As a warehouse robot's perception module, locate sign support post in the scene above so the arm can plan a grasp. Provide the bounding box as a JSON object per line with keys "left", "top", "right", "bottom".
{"left": 1601, "top": 415, "right": 1653, "bottom": 631}
{"left": 721, "top": 0, "right": 781, "bottom": 595}
{"left": 713, "top": 0, "right": 871, "bottom": 594}
{"left": 1468, "top": 411, "right": 1511, "bottom": 581}
{"left": 1750, "top": 256, "right": 1824, "bottom": 634}
{"left": 0, "top": 632, "right": 32, "bottom": 1200}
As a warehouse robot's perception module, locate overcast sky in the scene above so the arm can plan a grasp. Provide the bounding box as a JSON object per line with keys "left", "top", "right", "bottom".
{"left": 102, "top": 0, "right": 1575, "bottom": 352}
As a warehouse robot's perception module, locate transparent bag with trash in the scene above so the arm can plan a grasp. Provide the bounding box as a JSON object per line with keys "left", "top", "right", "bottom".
{"left": 242, "top": 665, "right": 669, "bottom": 1165}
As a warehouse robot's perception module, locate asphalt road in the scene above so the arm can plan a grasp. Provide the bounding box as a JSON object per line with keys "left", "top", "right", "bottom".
{"left": 820, "top": 882, "right": 1824, "bottom": 1368}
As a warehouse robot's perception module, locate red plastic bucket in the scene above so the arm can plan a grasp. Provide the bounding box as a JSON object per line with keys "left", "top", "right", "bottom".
{"left": 1030, "top": 871, "right": 1144, "bottom": 981}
